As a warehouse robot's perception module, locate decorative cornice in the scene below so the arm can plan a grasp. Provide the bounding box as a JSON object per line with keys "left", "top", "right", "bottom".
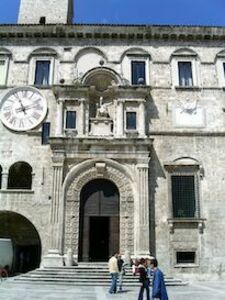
{"left": 0, "top": 24, "right": 225, "bottom": 41}
{"left": 150, "top": 131, "right": 225, "bottom": 137}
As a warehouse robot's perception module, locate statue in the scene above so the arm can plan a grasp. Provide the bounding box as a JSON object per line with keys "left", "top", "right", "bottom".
{"left": 96, "top": 96, "right": 110, "bottom": 118}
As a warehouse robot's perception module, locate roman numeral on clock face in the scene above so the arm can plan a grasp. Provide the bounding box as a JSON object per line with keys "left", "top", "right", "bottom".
{"left": 21, "top": 90, "right": 28, "bottom": 98}
{"left": 3, "top": 105, "right": 12, "bottom": 111}
{"left": 31, "top": 111, "right": 41, "bottom": 120}
{"left": 9, "top": 116, "right": 16, "bottom": 125}
{"left": 3, "top": 111, "right": 12, "bottom": 120}
{"left": 19, "top": 119, "right": 25, "bottom": 128}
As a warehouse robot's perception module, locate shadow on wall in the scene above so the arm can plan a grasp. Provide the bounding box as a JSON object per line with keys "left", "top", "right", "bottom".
{"left": 149, "top": 147, "right": 166, "bottom": 256}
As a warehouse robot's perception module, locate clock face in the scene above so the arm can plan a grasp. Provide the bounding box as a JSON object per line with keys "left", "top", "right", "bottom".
{"left": 0, "top": 87, "right": 47, "bottom": 131}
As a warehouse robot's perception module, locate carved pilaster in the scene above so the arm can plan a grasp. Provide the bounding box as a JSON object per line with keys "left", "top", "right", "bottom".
{"left": 135, "top": 163, "right": 150, "bottom": 256}
{"left": 50, "top": 152, "right": 65, "bottom": 252}
{"left": 116, "top": 99, "right": 124, "bottom": 137}
{"left": 79, "top": 98, "right": 85, "bottom": 136}
{"left": 139, "top": 100, "right": 146, "bottom": 137}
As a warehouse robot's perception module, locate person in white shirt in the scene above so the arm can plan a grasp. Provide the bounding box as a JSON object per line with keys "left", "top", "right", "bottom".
{"left": 108, "top": 253, "right": 119, "bottom": 294}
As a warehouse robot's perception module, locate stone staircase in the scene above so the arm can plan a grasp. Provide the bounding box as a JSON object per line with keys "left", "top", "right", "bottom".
{"left": 12, "top": 263, "right": 188, "bottom": 286}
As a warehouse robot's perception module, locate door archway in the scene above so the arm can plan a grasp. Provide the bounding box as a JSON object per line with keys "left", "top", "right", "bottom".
{"left": 78, "top": 179, "right": 119, "bottom": 262}
{"left": 0, "top": 211, "right": 41, "bottom": 275}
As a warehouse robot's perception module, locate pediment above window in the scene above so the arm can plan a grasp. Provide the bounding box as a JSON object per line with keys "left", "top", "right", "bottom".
{"left": 30, "top": 48, "right": 58, "bottom": 58}
{"left": 216, "top": 49, "right": 225, "bottom": 58}
{"left": 171, "top": 48, "right": 198, "bottom": 58}
{"left": 164, "top": 157, "right": 201, "bottom": 172}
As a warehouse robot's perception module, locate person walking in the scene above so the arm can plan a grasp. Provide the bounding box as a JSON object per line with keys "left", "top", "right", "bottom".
{"left": 150, "top": 258, "right": 169, "bottom": 300}
{"left": 137, "top": 258, "right": 150, "bottom": 300}
{"left": 117, "top": 254, "right": 125, "bottom": 291}
{"left": 108, "top": 253, "right": 119, "bottom": 294}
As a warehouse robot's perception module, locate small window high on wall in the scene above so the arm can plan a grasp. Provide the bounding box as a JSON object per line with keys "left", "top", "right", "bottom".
{"left": 126, "top": 112, "right": 137, "bottom": 130}
{"left": 65, "top": 111, "right": 76, "bottom": 129}
{"left": 34, "top": 60, "right": 50, "bottom": 85}
{"left": 8, "top": 162, "right": 32, "bottom": 190}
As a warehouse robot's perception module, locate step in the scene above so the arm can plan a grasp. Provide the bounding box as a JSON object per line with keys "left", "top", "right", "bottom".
{"left": 11, "top": 265, "right": 188, "bottom": 286}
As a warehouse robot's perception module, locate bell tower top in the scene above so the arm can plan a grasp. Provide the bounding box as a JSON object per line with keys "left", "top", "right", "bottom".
{"left": 18, "top": 0, "right": 74, "bottom": 24}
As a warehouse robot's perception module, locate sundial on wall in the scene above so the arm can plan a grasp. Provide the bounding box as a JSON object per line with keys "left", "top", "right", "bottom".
{"left": 173, "top": 101, "right": 205, "bottom": 128}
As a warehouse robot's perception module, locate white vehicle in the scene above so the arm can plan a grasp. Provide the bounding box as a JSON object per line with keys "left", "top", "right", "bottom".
{"left": 0, "top": 238, "right": 13, "bottom": 271}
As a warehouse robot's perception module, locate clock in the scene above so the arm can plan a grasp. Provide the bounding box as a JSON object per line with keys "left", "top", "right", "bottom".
{"left": 0, "top": 87, "right": 47, "bottom": 131}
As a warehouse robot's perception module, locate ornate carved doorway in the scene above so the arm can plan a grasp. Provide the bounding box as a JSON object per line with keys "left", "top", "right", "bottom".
{"left": 78, "top": 179, "right": 119, "bottom": 262}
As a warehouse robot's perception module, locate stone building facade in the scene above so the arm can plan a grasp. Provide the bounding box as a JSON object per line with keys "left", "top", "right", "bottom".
{"left": 0, "top": 0, "right": 225, "bottom": 280}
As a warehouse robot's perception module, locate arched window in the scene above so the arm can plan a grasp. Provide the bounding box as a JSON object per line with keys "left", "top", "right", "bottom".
{"left": 0, "top": 165, "right": 2, "bottom": 189}
{"left": 8, "top": 162, "right": 32, "bottom": 190}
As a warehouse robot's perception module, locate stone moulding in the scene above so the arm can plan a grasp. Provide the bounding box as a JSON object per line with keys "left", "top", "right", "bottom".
{"left": 0, "top": 24, "right": 225, "bottom": 41}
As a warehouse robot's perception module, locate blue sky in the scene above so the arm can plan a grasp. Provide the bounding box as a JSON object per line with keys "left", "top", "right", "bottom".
{"left": 0, "top": 0, "right": 225, "bottom": 26}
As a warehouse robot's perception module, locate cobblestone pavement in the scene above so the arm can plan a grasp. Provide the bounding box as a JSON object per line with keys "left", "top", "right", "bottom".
{"left": 1, "top": 280, "right": 225, "bottom": 300}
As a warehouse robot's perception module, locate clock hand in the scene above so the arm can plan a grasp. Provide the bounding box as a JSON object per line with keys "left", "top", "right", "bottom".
{"left": 16, "top": 104, "right": 32, "bottom": 112}
{"left": 15, "top": 102, "right": 41, "bottom": 113}
{"left": 18, "top": 99, "right": 27, "bottom": 115}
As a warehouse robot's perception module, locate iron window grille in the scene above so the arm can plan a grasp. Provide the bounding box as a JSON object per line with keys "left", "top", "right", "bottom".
{"left": 170, "top": 169, "right": 200, "bottom": 219}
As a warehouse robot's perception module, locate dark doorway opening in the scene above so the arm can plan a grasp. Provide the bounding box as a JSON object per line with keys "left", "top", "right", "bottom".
{"left": 89, "top": 217, "right": 109, "bottom": 261}
{"left": 78, "top": 179, "right": 119, "bottom": 262}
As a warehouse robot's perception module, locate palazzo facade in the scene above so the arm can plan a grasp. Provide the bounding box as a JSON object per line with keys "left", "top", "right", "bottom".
{"left": 1, "top": 0, "right": 225, "bottom": 280}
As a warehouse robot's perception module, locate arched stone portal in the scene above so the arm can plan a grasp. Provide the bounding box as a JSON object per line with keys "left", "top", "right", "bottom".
{"left": 63, "top": 159, "right": 135, "bottom": 262}
{"left": 79, "top": 178, "right": 119, "bottom": 261}
{"left": 0, "top": 211, "right": 41, "bottom": 275}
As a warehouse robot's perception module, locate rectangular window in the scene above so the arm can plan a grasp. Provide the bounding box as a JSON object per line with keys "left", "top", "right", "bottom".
{"left": 0, "top": 60, "right": 7, "bottom": 85}
{"left": 171, "top": 175, "right": 196, "bottom": 218}
{"left": 42, "top": 122, "right": 50, "bottom": 145}
{"left": 66, "top": 111, "right": 76, "bottom": 129}
{"left": 34, "top": 60, "right": 50, "bottom": 85}
{"left": 176, "top": 252, "right": 195, "bottom": 264}
{"left": 131, "top": 61, "right": 146, "bottom": 85}
{"left": 126, "top": 112, "right": 137, "bottom": 130}
{"left": 178, "top": 62, "right": 193, "bottom": 86}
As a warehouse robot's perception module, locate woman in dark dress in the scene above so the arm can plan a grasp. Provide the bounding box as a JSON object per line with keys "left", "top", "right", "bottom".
{"left": 137, "top": 258, "right": 150, "bottom": 300}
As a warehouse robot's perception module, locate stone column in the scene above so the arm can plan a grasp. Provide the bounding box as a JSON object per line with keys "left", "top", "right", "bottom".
{"left": 55, "top": 99, "right": 64, "bottom": 136}
{"left": 79, "top": 98, "right": 85, "bottom": 136}
{"left": 1, "top": 172, "right": 8, "bottom": 189}
{"left": 42, "top": 152, "right": 65, "bottom": 267}
{"left": 135, "top": 163, "right": 150, "bottom": 256}
{"left": 116, "top": 99, "right": 124, "bottom": 137}
{"left": 139, "top": 100, "right": 146, "bottom": 137}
